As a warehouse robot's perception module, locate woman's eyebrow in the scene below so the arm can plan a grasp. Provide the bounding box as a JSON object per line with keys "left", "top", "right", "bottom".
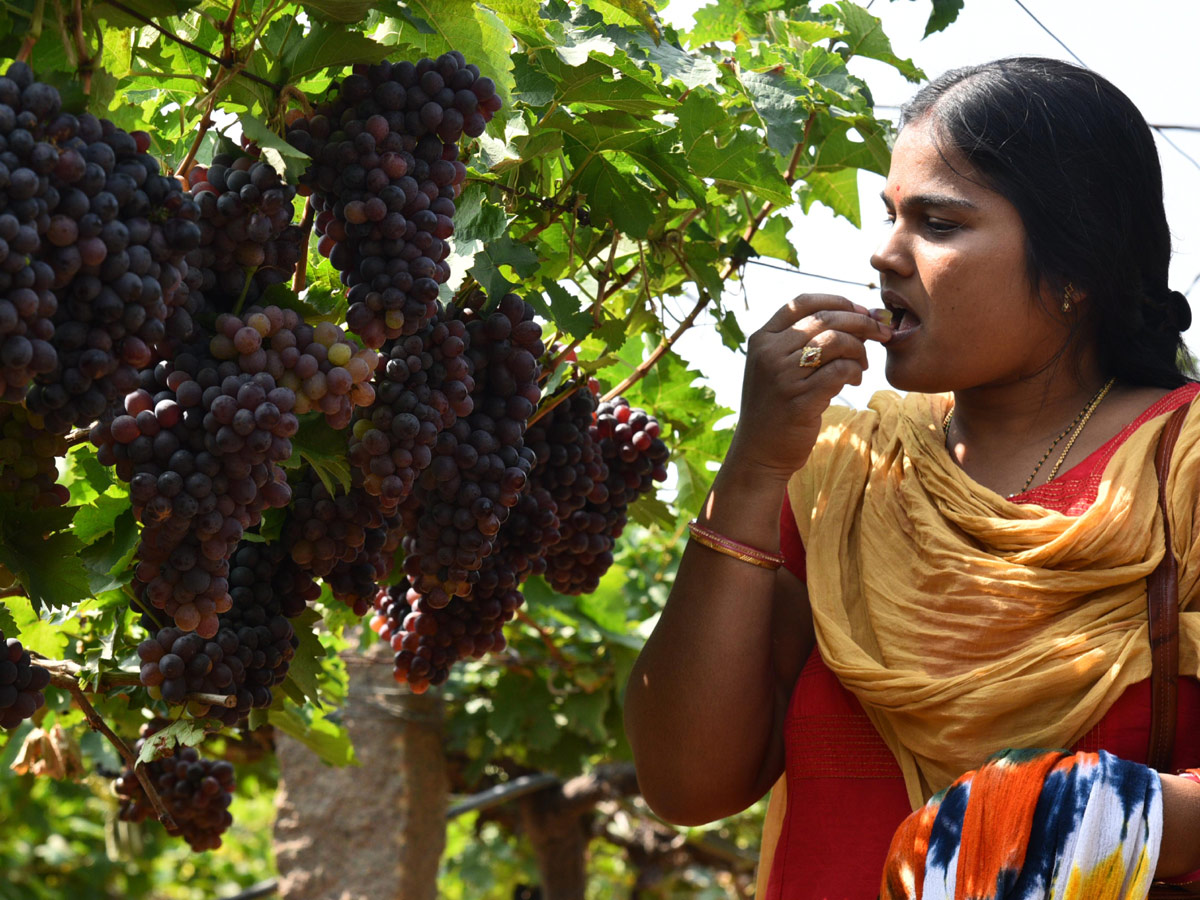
{"left": 879, "top": 191, "right": 979, "bottom": 212}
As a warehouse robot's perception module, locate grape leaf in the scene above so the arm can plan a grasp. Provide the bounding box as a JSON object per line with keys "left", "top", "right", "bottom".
{"left": 0, "top": 603, "right": 17, "bottom": 641}
{"left": 919, "top": 0, "right": 964, "bottom": 37}
{"left": 750, "top": 213, "right": 799, "bottom": 267}
{"left": 301, "top": 0, "right": 381, "bottom": 22}
{"left": 239, "top": 115, "right": 312, "bottom": 186}
{"left": 467, "top": 234, "right": 540, "bottom": 300}
{"left": 736, "top": 67, "right": 813, "bottom": 159}
{"left": 281, "top": 20, "right": 393, "bottom": 82}
{"left": 453, "top": 183, "right": 510, "bottom": 244}
{"left": 529, "top": 281, "right": 594, "bottom": 340}
{"left": 285, "top": 414, "right": 352, "bottom": 496}
{"left": 822, "top": 1, "right": 923, "bottom": 82}
{"left": 268, "top": 702, "right": 357, "bottom": 767}
{"left": 137, "top": 718, "right": 215, "bottom": 764}
{"left": 280, "top": 608, "right": 329, "bottom": 708}
{"left": 0, "top": 506, "right": 91, "bottom": 615}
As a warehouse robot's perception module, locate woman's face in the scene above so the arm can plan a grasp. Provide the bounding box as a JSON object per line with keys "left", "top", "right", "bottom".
{"left": 871, "top": 121, "right": 1068, "bottom": 393}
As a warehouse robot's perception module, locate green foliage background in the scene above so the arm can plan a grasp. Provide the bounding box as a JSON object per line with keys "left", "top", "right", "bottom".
{"left": 0, "top": 0, "right": 954, "bottom": 895}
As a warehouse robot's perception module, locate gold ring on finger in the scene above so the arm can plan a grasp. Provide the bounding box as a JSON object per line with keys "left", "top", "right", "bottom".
{"left": 797, "top": 345, "right": 823, "bottom": 368}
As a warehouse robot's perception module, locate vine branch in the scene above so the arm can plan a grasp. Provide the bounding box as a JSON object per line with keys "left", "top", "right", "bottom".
{"left": 103, "top": 0, "right": 280, "bottom": 91}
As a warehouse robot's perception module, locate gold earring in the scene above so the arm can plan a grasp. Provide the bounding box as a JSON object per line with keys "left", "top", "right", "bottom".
{"left": 1062, "top": 283, "right": 1077, "bottom": 313}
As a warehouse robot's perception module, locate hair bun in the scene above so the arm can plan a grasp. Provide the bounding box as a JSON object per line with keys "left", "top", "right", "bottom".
{"left": 1168, "top": 289, "right": 1192, "bottom": 331}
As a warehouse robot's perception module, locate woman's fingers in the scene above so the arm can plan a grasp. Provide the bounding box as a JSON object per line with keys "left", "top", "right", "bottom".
{"left": 760, "top": 294, "right": 865, "bottom": 333}
{"left": 784, "top": 329, "right": 870, "bottom": 374}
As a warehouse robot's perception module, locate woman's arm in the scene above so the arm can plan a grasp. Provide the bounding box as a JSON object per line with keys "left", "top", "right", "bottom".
{"left": 1157, "top": 773, "right": 1200, "bottom": 878}
{"left": 623, "top": 459, "right": 814, "bottom": 825}
{"left": 623, "top": 295, "right": 891, "bottom": 826}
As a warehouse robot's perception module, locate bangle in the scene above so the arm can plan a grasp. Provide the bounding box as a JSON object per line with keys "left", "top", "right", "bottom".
{"left": 686, "top": 520, "right": 785, "bottom": 570}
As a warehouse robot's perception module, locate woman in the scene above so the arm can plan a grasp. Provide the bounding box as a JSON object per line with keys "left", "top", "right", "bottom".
{"left": 624, "top": 57, "right": 1200, "bottom": 896}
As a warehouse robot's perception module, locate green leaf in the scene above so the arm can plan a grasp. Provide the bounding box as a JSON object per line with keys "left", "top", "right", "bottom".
{"left": 0, "top": 506, "right": 91, "bottom": 615}
{"left": 285, "top": 415, "right": 352, "bottom": 496}
{"left": 530, "top": 282, "right": 594, "bottom": 340}
{"left": 136, "top": 718, "right": 214, "bottom": 764}
{"left": 282, "top": 21, "right": 393, "bottom": 82}
{"left": 268, "top": 702, "right": 357, "bottom": 766}
{"left": 95, "top": 0, "right": 202, "bottom": 25}
{"left": 239, "top": 115, "right": 312, "bottom": 187}
{"left": 803, "top": 165, "right": 861, "bottom": 225}
{"left": 280, "top": 608, "right": 329, "bottom": 708}
{"left": 823, "top": 1, "right": 923, "bottom": 82}
{"left": 72, "top": 490, "right": 129, "bottom": 546}
{"left": 921, "top": 0, "right": 965, "bottom": 37}
{"left": 736, "top": 67, "right": 813, "bottom": 158}
{"left": 564, "top": 144, "right": 656, "bottom": 235}
{"left": 750, "top": 213, "right": 799, "bottom": 267}
{"left": 467, "top": 234, "right": 541, "bottom": 300}
{"left": 561, "top": 689, "right": 610, "bottom": 742}
{"left": 453, "top": 183, "right": 511, "bottom": 244}
{"left": 301, "top": 0, "right": 380, "bottom": 22}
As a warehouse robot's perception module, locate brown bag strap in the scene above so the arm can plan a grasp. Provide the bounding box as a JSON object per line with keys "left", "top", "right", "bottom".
{"left": 1147, "top": 402, "right": 1190, "bottom": 773}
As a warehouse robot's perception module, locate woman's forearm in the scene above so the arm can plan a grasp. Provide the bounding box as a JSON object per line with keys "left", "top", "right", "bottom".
{"left": 1158, "top": 773, "right": 1200, "bottom": 878}
{"left": 624, "top": 454, "right": 797, "bottom": 825}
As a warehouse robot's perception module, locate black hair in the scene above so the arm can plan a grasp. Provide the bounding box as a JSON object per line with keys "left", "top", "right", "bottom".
{"left": 900, "top": 57, "right": 1193, "bottom": 389}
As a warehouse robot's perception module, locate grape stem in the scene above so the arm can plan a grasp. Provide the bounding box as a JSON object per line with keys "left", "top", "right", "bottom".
{"left": 176, "top": 88, "right": 220, "bottom": 178}
{"left": 64, "top": 427, "right": 92, "bottom": 447}
{"left": 527, "top": 379, "right": 584, "bottom": 428}
{"left": 600, "top": 116, "right": 815, "bottom": 402}
{"left": 14, "top": 0, "right": 44, "bottom": 63}
{"left": 291, "top": 196, "right": 314, "bottom": 293}
{"left": 50, "top": 672, "right": 179, "bottom": 831}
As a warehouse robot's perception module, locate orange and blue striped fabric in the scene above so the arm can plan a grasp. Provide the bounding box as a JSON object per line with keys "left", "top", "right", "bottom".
{"left": 880, "top": 750, "right": 1161, "bottom": 900}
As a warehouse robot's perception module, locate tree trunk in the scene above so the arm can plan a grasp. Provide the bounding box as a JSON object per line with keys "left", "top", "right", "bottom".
{"left": 273, "top": 642, "right": 447, "bottom": 900}
{"left": 519, "top": 790, "right": 590, "bottom": 900}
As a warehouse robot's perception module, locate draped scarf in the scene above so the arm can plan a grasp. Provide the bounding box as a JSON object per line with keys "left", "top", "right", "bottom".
{"left": 786, "top": 390, "right": 1200, "bottom": 809}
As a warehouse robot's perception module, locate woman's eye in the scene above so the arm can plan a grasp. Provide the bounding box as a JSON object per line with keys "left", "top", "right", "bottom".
{"left": 926, "top": 219, "right": 961, "bottom": 234}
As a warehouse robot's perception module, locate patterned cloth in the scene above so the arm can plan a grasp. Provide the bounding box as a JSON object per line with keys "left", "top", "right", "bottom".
{"left": 880, "top": 750, "right": 1162, "bottom": 900}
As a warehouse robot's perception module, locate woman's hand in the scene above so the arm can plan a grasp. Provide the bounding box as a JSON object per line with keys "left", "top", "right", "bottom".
{"left": 728, "top": 294, "right": 893, "bottom": 480}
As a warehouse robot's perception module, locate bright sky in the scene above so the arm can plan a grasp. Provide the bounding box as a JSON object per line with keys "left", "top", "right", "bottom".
{"left": 657, "top": 0, "right": 1200, "bottom": 415}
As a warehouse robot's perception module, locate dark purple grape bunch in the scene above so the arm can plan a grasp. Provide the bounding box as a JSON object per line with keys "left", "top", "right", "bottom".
{"left": 285, "top": 52, "right": 502, "bottom": 348}
{"left": 0, "top": 401, "right": 69, "bottom": 507}
{"left": 92, "top": 348, "right": 297, "bottom": 637}
{"left": 137, "top": 542, "right": 316, "bottom": 724}
{"left": 0, "top": 630, "right": 50, "bottom": 729}
{"left": 542, "top": 395, "right": 670, "bottom": 595}
{"left": 0, "top": 62, "right": 60, "bottom": 401}
{"left": 114, "top": 726, "right": 236, "bottom": 851}
{"left": 523, "top": 382, "right": 609, "bottom": 522}
{"left": 398, "top": 294, "right": 543, "bottom": 603}
{"left": 591, "top": 397, "right": 670, "bottom": 505}
{"left": 174, "top": 154, "right": 304, "bottom": 331}
{"left": 209, "top": 305, "right": 378, "bottom": 430}
{"left": 281, "top": 472, "right": 402, "bottom": 615}
{"left": 348, "top": 305, "right": 474, "bottom": 511}
{"left": 0, "top": 61, "right": 202, "bottom": 431}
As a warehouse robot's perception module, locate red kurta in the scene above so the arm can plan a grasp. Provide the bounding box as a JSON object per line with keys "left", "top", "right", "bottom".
{"left": 767, "top": 384, "right": 1200, "bottom": 899}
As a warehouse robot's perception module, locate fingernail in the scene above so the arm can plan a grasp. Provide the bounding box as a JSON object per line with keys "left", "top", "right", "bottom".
{"left": 868, "top": 308, "right": 894, "bottom": 326}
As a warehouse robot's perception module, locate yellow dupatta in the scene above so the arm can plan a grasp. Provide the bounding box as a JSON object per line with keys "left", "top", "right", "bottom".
{"left": 755, "top": 390, "right": 1200, "bottom": 895}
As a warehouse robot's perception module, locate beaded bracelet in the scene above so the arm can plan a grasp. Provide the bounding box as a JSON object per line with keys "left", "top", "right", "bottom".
{"left": 686, "top": 520, "right": 785, "bottom": 570}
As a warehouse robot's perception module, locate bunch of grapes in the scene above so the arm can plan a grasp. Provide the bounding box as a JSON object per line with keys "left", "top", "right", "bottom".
{"left": 542, "top": 396, "right": 669, "bottom": 594}
{"left": 137, "top": 542, "right": 317, "bottom": 723}
{"left": 91, "top": 347, "right": 297, "bottom": 636}
{"left": 523, "top": 384, "right": 608, "bottom": 521}
{"left": 285, "top": 52, "right": 501, "bottom": 348}
{"left": 398, "top": 294, "right": 543, "bottom": 603}
{"left": 281, "top": 471, "right": 401, "bottom": 615}
{"left": 183, "top": 154, "right": 304, "bottom": 316}
{"left": 0, "top": 630, "right": 51, "bottom": 729}
{"left": 0, "top": 62, "right": 202, "bottom": 430}
{"left": 114, "top": 727, "right": 236, "bottom": 851}
{"left": 0, "top": 402, "right": 68, "bottom": 507}
{"left": 348, "top": 305, "right": 473, "bottom": 510}
{"left": 208, "top": 305, "right": 378, "bottom": 429}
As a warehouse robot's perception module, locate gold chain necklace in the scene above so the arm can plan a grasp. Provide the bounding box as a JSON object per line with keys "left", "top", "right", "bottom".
{"left": 942, "top": 377, "right": 1117, "bottom": 496}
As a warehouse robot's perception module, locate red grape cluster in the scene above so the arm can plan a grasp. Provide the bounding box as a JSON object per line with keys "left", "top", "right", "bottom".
{"left": 398, "top": 294, "right": 542, "bottom": 604}
{"left": 0, "top": 402, "right": 69, "bottom": 507}
{"left": 137, "top": 542, "right": 317, "bottom": 724}
{"left": 0, "top": 61, "right": 201, "bottom": 431}
{"left": 349, "top": 305, "right": 474, "bottom": 510}
{"left": 115, "top": 727, "right": 236, "bottom": 851}
{"left": 92, "top": 348, "right": 297, "bottom": 636}
{"left": 180, "top": 153, "right": 304, "bottom": 325}
{"left": 281, "top": 471, "right": 401, "bottom": 615}
{"left": 0, "top": 630, "right": 50, "bottom": 729}
{"left": 285, "top": 52, "right": 501, "bottom": 348}
{"left": 542, "top": 395, "right": 669, "bottom": 595}
{"left": 209, "top": 305, "right": 378, "bottom": 429}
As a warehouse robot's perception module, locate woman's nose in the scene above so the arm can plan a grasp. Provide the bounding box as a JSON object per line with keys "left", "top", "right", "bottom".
{"left": 870, "top": 222, "right": 912, "bottom": 278}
